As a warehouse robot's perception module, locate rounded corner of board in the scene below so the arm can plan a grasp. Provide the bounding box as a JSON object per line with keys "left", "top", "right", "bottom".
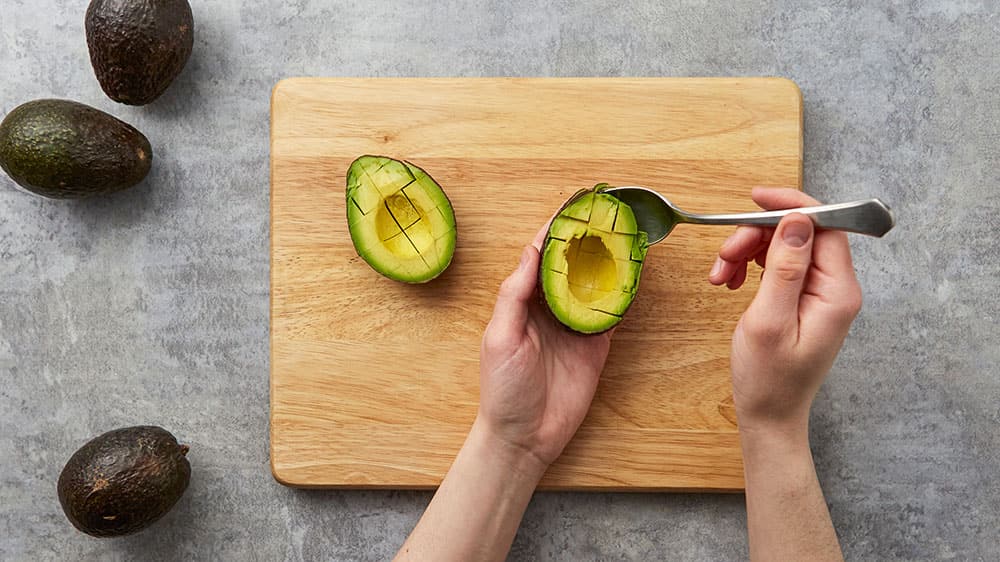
{"left": 271, "top": 77, "right": 302, "bottom": 101}
{"left": 270, "top": 459, "right": 304, "bottom": 488}
{"left": 269, "top": 439, "right": 307, "bottom": 488}
{"left": 769, "top": 77, "right": 803, "bottom": 113}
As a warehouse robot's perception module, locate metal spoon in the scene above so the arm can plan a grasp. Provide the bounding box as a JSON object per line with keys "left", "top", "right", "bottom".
{"left": 604, "top": 186, "right": 895, "bottom": 245}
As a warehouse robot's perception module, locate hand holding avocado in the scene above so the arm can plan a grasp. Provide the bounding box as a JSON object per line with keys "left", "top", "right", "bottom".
{"left": 398, "top": 223, "right": 613, "bottom": 560}
{"left": 477, "top": 224, "right": 614, "bottom": 469}
{"left": 398, "top": 189, "right": 857, "bottom": 561}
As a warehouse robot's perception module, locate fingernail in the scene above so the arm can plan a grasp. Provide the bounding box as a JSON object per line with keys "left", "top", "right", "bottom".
{"left": 709, "top": 257, "right": 723, "bottom": 277}
{"left": 782, "top": 221, "right": 811, "bottom": 248}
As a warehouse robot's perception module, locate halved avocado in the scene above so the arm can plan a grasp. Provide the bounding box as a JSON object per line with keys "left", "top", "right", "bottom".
{"left": 540, "top": 184, "right": 649, "bottom": 334}
{"left": 346, "top": 156, "right": 457, "bottom": 283}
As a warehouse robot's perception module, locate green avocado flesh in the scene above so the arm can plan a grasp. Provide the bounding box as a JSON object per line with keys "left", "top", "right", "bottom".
{"left": 347, "top": 156, "right": 457, "bottom": 283}
{"left": 540, "top": 184, "right": 649, "bottom": 334}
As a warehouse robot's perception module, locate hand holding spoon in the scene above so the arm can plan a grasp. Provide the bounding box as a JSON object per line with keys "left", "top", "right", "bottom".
{"left": 604, "top": 186, "right": 895, "bottom": 244}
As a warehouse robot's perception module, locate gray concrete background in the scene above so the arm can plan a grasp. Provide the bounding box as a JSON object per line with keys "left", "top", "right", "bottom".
{"left": 1, "top": 1, "right": 998, "bottom": 560}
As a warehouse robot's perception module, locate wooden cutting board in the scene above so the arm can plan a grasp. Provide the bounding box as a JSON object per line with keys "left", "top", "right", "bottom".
{"left": 270, "top": 78, "right": 802, "bottom": 491}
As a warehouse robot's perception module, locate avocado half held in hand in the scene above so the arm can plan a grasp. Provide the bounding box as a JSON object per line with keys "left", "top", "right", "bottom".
{"left": 540, "top": 184, "right": 649, "bottom": 334}
{"left": 86, "top": 0, "right": 194, "bottom": 105}
{"left": 346, "top": 155, "right": 457, "bottom": 283}
{"left": 57, "top": 426, "right": 191, "bottom": 537}
{"left": 0, "top": 99, "right": 152, "bottom": 199}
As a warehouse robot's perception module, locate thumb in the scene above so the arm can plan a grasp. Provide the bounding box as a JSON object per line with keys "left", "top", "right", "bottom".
{"left": 750, "top": 213, "right": 814, "bottom": 330}
{"left": 489, "top": 246, "right": 540, "bottom": 338}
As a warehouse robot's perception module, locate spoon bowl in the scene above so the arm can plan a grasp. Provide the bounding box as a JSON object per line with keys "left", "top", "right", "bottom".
{"left": 604, "top": 186, "right": 895, "bottom": 245}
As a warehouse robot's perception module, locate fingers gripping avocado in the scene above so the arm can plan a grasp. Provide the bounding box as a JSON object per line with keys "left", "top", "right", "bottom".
{"left": 57, "top": 426, "right": 190, "bottom": 537}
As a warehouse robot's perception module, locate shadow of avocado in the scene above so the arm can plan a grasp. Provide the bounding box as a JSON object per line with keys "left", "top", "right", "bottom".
{"left": 397, "top": 247, "right": 464, "bottom": 304}
{"left": 106, "top": 481, "right": 196, "bottom": 561}
{"left": 137, "top": 37, "right": 210, "bottom": 121}
{"left": 68, "top": 166, "right": 165, "bottom": 231}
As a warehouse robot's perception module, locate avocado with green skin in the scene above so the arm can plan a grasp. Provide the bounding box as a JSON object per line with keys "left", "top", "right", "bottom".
{"left": 540, "top": 184, "right": 649, "bottom": 334}
{"left": 347, "top": 155, "right": 457, "bottom": 283}
{"left": 57, "top": 426, "right": 190, "bottom": 537}
{"left": 86, "top": 0, "right": 194, "bottom": 105}
{"left": 0, "top": 99, "right": 152, "bottom": 199}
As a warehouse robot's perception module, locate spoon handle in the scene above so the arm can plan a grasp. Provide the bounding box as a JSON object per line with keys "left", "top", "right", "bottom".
{"left": 680, "top": 199, "right": 895, "bottom": 237}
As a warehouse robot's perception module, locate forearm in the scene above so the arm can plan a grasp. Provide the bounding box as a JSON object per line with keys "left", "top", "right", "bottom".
{"left": 395, "top": 417, "right": 546, "bottom": 562}
{"left": 741, "top": 423, "right": 843, "bottom": 562}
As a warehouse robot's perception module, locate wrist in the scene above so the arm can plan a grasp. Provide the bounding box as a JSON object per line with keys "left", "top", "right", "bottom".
{"left": 468, "top": 417, "right": 549, "bottom": 486}
{"left": 738, "top": 417, "right": 820, "bottom": 509}
{"left": 735, "top": 402, "right": 810, "bottom": 440}
{"left": 738, "top": 417, "right": 811, "bottom": 461}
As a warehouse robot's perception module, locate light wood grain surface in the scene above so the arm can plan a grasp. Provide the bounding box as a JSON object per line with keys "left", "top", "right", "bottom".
{"left": 270, "top": 78, "right": 802, "bottom": 491}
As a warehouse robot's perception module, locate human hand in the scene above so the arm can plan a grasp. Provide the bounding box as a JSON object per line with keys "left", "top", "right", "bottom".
{"left": 708, "top": 188, "right": 863, "bottom": 434}
{"left": 396, "top": 224, "right": 612, "bottom": 561}
{"left": 475, "top": 224, "right": 613, "bottom": 471}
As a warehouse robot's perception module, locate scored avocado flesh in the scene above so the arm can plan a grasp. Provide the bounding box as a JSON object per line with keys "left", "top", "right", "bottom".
{"left": 540, "top": 185, "right": 648, "bottom": 334}
{"left": 346, "top": 155, "right": 456, "bottom": 283}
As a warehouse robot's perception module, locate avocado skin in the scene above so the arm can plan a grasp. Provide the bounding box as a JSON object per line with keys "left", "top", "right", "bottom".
{"left": 86, "top": 0, "right": 194, "bottom": 105}
{"left": 57, "top": 426, "right": 190, "bottom": 537}
{"left": 0, "top": 99, "right": 152, "bottom": 199}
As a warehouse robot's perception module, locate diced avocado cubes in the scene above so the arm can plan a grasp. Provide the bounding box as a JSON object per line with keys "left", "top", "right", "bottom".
{"left": 540, "top": 184, "right": 648, "bottom": 334}
{"left": 346, "top": 156, "right": 456, "bottom": 283}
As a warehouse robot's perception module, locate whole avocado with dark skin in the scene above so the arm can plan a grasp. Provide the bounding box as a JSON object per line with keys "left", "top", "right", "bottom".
{"left": 57, "top": 426, "right": 190, "bottom": 537}
{"left": 86, "top": 0, "right": 194, "bottom": 105}
{"left": 0, "top": 99, "right": 152, "bottom": 199}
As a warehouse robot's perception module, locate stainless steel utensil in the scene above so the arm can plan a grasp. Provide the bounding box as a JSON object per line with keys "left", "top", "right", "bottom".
{"left": 604, "top": 186, "right": 895, "bottom": 245}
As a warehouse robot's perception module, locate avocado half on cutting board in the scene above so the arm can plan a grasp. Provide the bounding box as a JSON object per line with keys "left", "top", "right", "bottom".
{"left": 540, "top": 184, "right": 649, "bottom": 334}
{"left": 346, "top": 155, "right": 457, "bottom": 283}
{"left": 344, "top": 160, "right": 647, "bottom": 331}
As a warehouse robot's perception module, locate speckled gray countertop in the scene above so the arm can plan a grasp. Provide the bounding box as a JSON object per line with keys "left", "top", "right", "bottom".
{"left": 2, "top": 1, "right": 998, "bottom": 560}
